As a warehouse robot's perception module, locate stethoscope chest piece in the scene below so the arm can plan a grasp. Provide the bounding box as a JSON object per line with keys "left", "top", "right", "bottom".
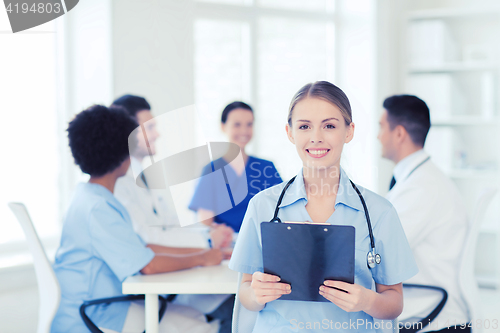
{"left": 367, "top": 250, "right": 382, "bottom": 269}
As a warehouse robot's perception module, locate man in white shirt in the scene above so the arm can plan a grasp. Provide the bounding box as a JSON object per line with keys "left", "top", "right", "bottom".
{"left": 378, "top": 95, "right": 470, "bottom": 332}
{"left": 112, "top": 94, "right": 234, "bottom": 333}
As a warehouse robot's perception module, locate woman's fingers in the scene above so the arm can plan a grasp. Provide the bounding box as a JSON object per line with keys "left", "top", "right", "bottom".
{"left": 255, "top": 287, "right": 290, "bottom": 296}
{"left": 319, "top": 288, "right": 335, "bottom": 303}
{"left": 251, "top": 271, "right": 291, "bottom": 305}
{"left": 254, "top": 286, "right": 291, "bottom": 305}
{"left": 320, "top": 292, "right": 352, "bottom": 312}
{"left": 252, "top": 280, "right": 291, "bottom": 292}
{"left": 325, "top": 280, "right": 351, "bottom": 292}
{"left": 320, "top": 281, "right": 370, "bottom": 313}
{"left": 251, "top": 272, "right": 290, "bottom": 291}
{"left": 320, "top": 285, "right": 348, "bottom": 302}
{"left": 253, "top": 271, "right": 281, "bottom": 282}
{"left": 320, "top": 284, "right": 350, "bottom": 302}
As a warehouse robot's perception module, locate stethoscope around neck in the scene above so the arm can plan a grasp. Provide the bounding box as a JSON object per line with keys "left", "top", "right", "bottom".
{"left": 269, "top": 175, "right": 382, "bottom": 269}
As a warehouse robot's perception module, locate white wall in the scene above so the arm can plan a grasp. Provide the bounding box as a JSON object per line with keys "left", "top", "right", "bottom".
{"left": 336, "top": 0, "right": 378, "bottom": 190}
{"left": 376, "top": 0, "right": 500, "bottom": 288}
{"left": 111, "top": 0, "right": 381, "bottom": 191}
{"left": 59, "top": 0, "right": 115, "bottom": 211}
{"left": 112, "top": 0, "right": 195, "bottom": 115}
{"left": 374, "top": 0, "right": 406, "bottom": 194}
{"left": 0, "top": 267, "right": 38, "bottom": 333}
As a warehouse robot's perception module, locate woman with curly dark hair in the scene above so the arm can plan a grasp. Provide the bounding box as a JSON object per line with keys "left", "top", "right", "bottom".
{"left": 51, "top": 105, "right": 221, "bottom": 333}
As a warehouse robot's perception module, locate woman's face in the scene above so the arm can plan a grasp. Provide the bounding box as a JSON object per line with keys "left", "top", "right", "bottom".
{"left": 286, "top": 97, "right": 354, "bottom": 171}
{"left": 135, "top": 110, "right": 159, "bottom": 158}
{"left": 221, "top": 108, "right": 254, "bottom": 150}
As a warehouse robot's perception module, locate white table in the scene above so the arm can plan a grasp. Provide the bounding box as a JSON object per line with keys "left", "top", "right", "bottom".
{"left": 122, "top": 261, "right": 238, "bottom": 333}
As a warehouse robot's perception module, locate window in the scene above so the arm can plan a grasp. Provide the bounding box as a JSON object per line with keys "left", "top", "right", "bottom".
{"left": 0, "top": 14, "right": 60, "bottom": 247}
{"left": 194, "top": 0, "right": 336, "bottom": 179}
{"left": 194, "top": 19, "right": 251, "bottom": 143}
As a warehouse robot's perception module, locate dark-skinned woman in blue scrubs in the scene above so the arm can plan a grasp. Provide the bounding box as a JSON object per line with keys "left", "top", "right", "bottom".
{"left": 189, "top": 101, "right": 282, "bottom": 236}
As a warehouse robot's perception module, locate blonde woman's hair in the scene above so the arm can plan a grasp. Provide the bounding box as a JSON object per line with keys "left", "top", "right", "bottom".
{"left": 287, "top": 81, "right": 352, "bottom": 127}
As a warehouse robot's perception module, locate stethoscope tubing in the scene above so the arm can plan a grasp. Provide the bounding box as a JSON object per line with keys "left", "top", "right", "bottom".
{"left": 268, "top": 174, "right": 380, "bottom": 269}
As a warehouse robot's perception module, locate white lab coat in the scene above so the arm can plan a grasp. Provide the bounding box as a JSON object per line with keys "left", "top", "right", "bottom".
{"left": 114, "top": 157, "right": 208, "bottom": 247}
{"left": 114, "top": 157, "right": 230, "bottom": 314}
{"left": 386, "top": 150, "right": 469, "bottom": 331}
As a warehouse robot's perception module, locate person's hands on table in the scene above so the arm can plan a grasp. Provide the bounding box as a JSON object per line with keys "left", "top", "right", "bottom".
{"left": 201, "top": 248, "right": 224, "bottom": 266}
{"left": 220, "top": 247, "right": 233, "bottom": 260}
{"left": 209, "top": 223, "right": 233, "bottom": 249}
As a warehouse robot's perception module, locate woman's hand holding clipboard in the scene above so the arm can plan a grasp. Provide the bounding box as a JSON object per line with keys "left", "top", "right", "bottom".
{"left": 261, "top": 220, "right": 355, "bottom": 302}
{"left": 320, "top": 280, "right": 374, "bottom": 312}
{"left": 249, "top": 271, "right": 292, "bottom": 305}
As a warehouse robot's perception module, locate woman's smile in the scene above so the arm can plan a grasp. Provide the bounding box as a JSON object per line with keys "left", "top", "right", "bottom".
{"left": 287, "top": 97, "right": 354, "bottom": 170}
{"left": 306, "top": 148, "right": 330, "bottom": 158}
{"left": 235, "top": 135, "right": 251, "bottom": 144}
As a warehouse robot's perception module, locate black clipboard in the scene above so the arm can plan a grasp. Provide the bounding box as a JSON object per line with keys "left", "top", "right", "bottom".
{"left": 261, "top": 222, "right": 355, "bottom": 302}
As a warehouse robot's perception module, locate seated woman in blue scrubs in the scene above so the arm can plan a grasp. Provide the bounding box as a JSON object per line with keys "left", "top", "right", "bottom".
{"left": 229, "top": 81, "right": 419, "bottom": 332}
{"left": 51, "top": 105, "right": 223, "bottom": 333}
{"left": 189, "top": 101, "right": 282, "bottom": 233}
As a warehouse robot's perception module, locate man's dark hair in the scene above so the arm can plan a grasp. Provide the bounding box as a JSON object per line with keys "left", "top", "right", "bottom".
{"left": 221, "top": 101, "right": 253, "bottom": 124}
{"left": 383, "top": 94, "right": 431, "bottom": 147}
{"left": 67, "top": 105, "right": 138, "bottom": 177}
{"left": 111, "top": 94, "right": 151, "bottom": 119}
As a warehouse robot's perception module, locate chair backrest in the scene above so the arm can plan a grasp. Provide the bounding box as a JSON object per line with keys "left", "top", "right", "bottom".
{"left": 8, "top": 202, "right": 61, "bottom": 333}
{"left": 232, "top": 272, "right": 399, "bottom": 333}
{"left": 458, "top": 187, "right": 498, "bottom": 330}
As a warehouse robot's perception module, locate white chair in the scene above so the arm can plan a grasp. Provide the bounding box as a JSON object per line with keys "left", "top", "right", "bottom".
{"left": 8, "top": 202, "right": 61, "bottom": 333}
{"left": 458, "top": 187, "right": 498, "bottom": 333}
{"left": 231, "top": 272, "right": 399, "bottom": 333}
{"left": 8, "top": 202, "right": 168, "bottom": 333}
{"left": 400, "top": 284, "right": 447, "bottom": 332}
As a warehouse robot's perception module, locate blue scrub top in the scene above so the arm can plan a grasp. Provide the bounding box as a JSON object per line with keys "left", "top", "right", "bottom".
{"left": 229, "top": 167, "right": 418, "bottom": 333}
{"left": 51, "top": 183, "right": 155, "bottom": 333}
{"left": 189, "top": 156, "right": 282, "bottom": 232}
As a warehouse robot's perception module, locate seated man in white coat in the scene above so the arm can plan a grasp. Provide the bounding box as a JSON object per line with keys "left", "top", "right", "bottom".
{"left": 377, "top": 95, "right": 469, "bottom": 332}
{"left": 112, "top": 95, "right": 234, "bottom": 333}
